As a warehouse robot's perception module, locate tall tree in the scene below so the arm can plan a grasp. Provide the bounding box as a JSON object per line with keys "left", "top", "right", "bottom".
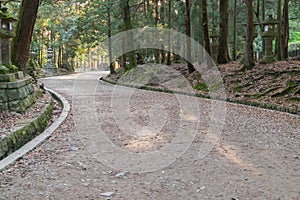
{"left": 281, "top": 0, "right": 289, "bottom": 59}
{"left": 167, "top": 0, "right": 171, "bottom": 65}
{"left": 12, "top": 0, "right": 40, "bottom": 72}
{"left": 153, "top": 0, "right": 159, "bottom": 62}
{"left": 202, "top": 0, "right": 211, "bottom": 56}
{"left": 217, "top": 0, "right": 230, "bottom": 64}
{"left": 107, "top": 0, "right": 114, "bottom": 74}
{"left": 244, "top": 0, "right": 255, "bottom": 69}
{"left": 121, "top": 0, "right": 136, "bottom": 70}
{"left": 276, "top": 0, "right": 282, "bottom": 60}
{"left": 232, "top": 0, "right": 237, "bottom": 60}
{"left": 185, "top": 0, "right": 195, "bottom": 73}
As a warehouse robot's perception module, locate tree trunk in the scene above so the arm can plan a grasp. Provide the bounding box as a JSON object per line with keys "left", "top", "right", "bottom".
{"left": 160, "top": 1, "right": 165, "bottom": 64}
{"left": 281, "top": 0, "right": 289, "bottom": 60}
{"left": 276, "top": 0, "right": 282, "bottom": 60}
{"left": 244, "top": 0, "right": 255, "bottom": 69}
{"left": 167, "top": 0, "right": 172, "bottom": 65}
{"left": 122, "top": 0, "right": 136, "bottom": 70}
{"left": 232, "top": 0, "right": 237, "bottom": 61}
{"left": 262, "top": 0, "right": 265, "bottom": 55}
{"left": 12, "top": 0, "right": 40, "bottom": 73}
{"left": 217, "top": 0, "right": 230, "bottom": 64}
{"left": 107, "top": 0, "right": 115, "bottom": 74}
{"left": 153, "top": 0, "right": 160, "bottom": 63}
{"left": 202, "top": 0, "right": 211, "bottom": 56}
{"left": 185, "top": 0, "right": 195, "bottom": 73}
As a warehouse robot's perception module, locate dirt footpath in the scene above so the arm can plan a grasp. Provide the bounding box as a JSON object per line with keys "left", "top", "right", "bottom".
{"left": 0, "top": 72, "right": 299, "bottom": 200}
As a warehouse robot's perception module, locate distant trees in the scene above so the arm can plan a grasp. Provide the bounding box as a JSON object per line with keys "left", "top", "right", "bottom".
{"left": 6, "top": 0, "right": 298, "bottom": 73}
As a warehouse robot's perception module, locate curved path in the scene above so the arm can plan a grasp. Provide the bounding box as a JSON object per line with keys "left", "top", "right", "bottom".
{"left": 0, "top": 71, "right": 299, "bottom": 199}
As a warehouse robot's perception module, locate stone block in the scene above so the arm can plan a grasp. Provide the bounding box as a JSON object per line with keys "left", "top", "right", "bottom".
{"left": 0, "top": 73, "right": 15, "bottom": 82}
{"left": 7, "top": 89, "right": 19, "bottom": 100}
{"left": 7, "top": 79, "right": 26, "bottom": 89}
{"left": 0, "top": 90, "right": 8, "bottom": 101}
{"left": 24, "top": 77, "right": 33, "bottom": 85}
{"left": 8, "top": 100, "right": 21, "bottom": 111}
{"left": 27, "top": 83, "right": 35, "bottom": 94}
{"left": 22, "top": 94, "right": 35, "bottom": 109}
{"left": 15, "top": 71, "right": 24, "bottom": 79}
{"left": 0, "top": 102, "right": 8, "bottom": 110}
{"left": 0, "top": 83, "right": 8, "bottom": 89}
{"left": 7, "top": 87, "right": 29, "bottom": 101}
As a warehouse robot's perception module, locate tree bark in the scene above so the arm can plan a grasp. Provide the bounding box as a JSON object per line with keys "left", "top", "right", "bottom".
{"left": 121, "top": 0, "right": 136, "bottom": 70}
{"left": 202, "top": 0, "right": 211, "bottom": 56}
{"left": 12, "top": 0, "right": 40, "bottom": 72}
{"left": 185, "top": 0, "right": 195, "bottom": 73}
{"left": 244, "top": 0, "right": 255, "bottom": 69}
{"left": 107, "top": 0, "right": 115, "bottom": 74}
{"left": 262, "top": 0, "right": 265, "bottom": 55}
{"left": 167, "top": 0, "right": 172, "bottom": 65}
{"left": 160, "top": 1, "right": 165, "bottom": 64}
{"left": 217, "top": 0, "right": 230, "bottom": 64}
{"left": 232, "top": 0, "right": 237, "bottom": 60}
{"left": 277, "top": 0, "right": 282, "bottom": 61}
{"left": 281, "top": 0, "right": 289, "bottom": 60}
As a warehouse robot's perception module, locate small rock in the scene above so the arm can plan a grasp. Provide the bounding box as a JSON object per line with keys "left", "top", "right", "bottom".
{"left": 100, "top": 192, "right": 114, "bottom": 197}
{"left": 102, "top": 170, "right": 113, "bottom": 175}
{"left": 116, "top": 171, "right": 128, "bottom": 178}
{"left": 70, "top": 146, "right": 79, "bottom": 151}
{"left": 197, "top": 186, "right": 205, "bottom": 192}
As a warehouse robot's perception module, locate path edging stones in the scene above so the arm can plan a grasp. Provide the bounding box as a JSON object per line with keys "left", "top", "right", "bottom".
{"left": 0, "top": 88, "right": 70, "bottom": 171}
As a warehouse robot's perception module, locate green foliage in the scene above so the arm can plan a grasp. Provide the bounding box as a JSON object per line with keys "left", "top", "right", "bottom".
{"left": 0, "top": 65, "right": 9, "bottom": 75}
{"left": 193, "top": 82, "right": 209, "bottom": 92}
{"left": 289, "top": 20, "right": 300, "bottom": 43}
{"left": 0, "top": 65, "right": 18, "bottom": 74}
{"left": 290, "top": 31, "right": 300, "bottom": 43}
{"left": 285, "top": 80, "right": 296, "bottom": 87}
{"left": 6, "top": 0, "right": 298, "bottom": 71}
{"left": 6, "top": 65, "right": 18, "bottom": 73}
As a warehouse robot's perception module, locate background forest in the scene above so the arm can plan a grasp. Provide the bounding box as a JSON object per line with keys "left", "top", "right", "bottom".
{"left": 3, "top": 0, "right": 300, "bottom": 73}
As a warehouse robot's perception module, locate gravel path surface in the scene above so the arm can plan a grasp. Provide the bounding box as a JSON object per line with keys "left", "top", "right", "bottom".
{"left": 0, "top": 71, "right": 299, "bottom": 199}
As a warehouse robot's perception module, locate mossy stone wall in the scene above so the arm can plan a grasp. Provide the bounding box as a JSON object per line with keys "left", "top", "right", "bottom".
{"left": 0, "top": 100, "right": 53, "bottom": 160}
{"left": 0, "top": 71, "right": 35, "bottom": 112}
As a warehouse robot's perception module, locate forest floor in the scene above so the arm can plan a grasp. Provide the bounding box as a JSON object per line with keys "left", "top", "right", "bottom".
{"left": 106, "top": 59, "right": 300, "bottom": 114}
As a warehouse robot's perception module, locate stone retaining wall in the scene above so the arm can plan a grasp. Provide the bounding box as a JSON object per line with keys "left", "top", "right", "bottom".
{"left": 0, "top": 98, "right": 53, "bottom": 160}
{"left": 0, "top": 71, "right": 36, "bottom": 112}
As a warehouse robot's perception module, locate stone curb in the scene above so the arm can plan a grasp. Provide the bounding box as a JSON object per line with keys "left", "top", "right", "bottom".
{"left": 0, "top": 88, "right": 70, "bottom": 171}
{"left": 100, "top": 77, "right": 300, "bottom": 116}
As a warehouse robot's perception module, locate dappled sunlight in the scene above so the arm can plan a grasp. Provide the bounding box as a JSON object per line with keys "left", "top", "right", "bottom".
{"left": 179, "top": 112, "right": 198, "bottom": 121}
{"left": 215, "top": 142, "right": 257, "bottom": 173}
{"left": 41, "top": 73, "right": 80, "bottom": 80}
{"left": 205, "top": 131, "right": 258, "bottom": 173}
{"left": 123, "top": 133, "right": 169, "bottom": 153}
